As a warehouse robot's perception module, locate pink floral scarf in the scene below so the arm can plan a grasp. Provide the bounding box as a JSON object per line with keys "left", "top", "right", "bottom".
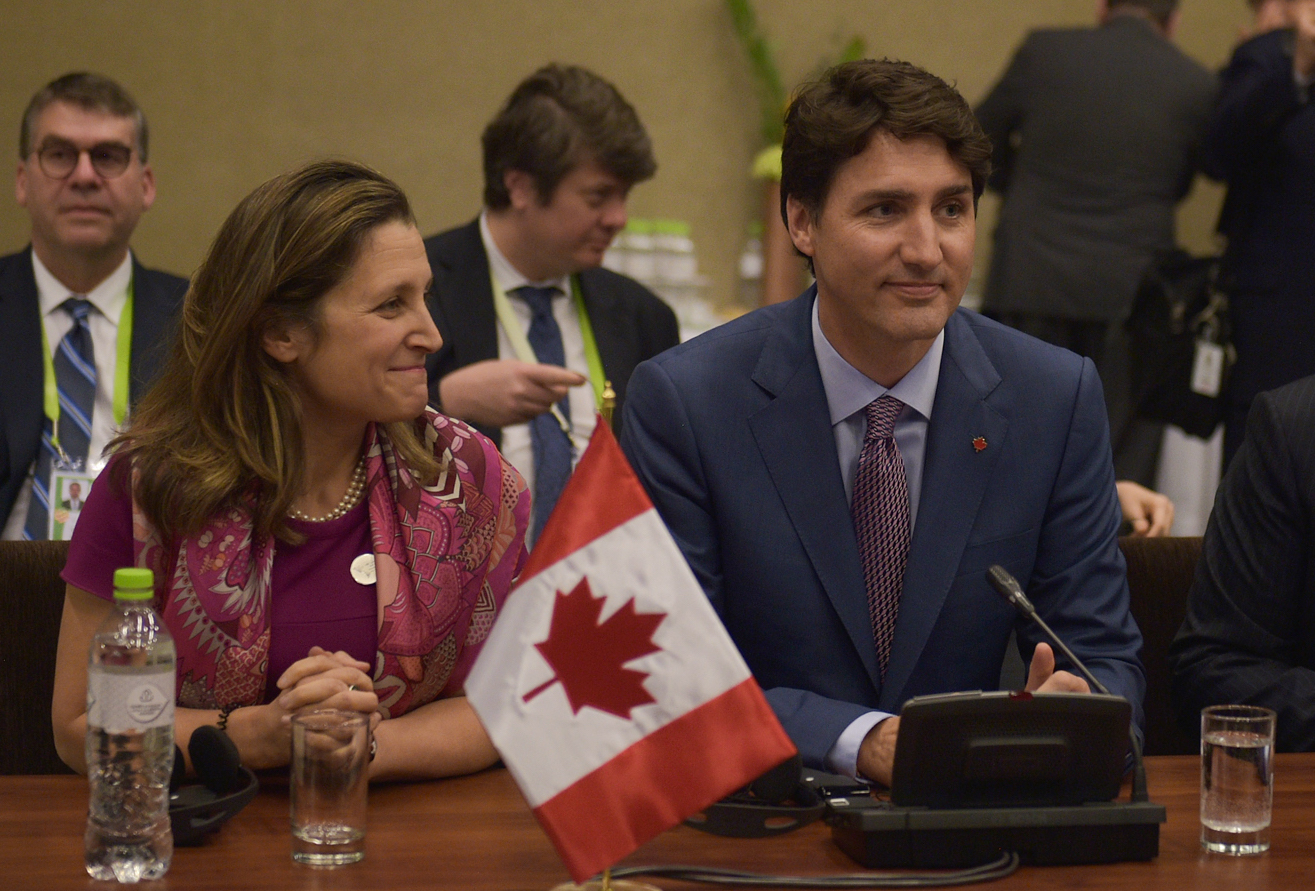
{"left": 131, "top": 409, "right": 529, "bottom": 717}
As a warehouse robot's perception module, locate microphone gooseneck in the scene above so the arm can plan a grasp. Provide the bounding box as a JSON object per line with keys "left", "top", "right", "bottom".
{"left": 987, "top": 565, "right": 1110, "bottom": 695}
{"left": 986, "top": 564, "right": 1148, "bottom": 803}
{"left": 987, "top": 564, "right": 1033, "bottom": 613}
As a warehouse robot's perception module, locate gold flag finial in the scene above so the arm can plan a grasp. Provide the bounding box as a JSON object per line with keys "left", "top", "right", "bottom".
{"left": 601, "top": 380, "right": 617, "bottom": 429}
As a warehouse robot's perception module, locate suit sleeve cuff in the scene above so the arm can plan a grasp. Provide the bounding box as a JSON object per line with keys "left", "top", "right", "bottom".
{"left": 1295, "top": 65, "right": 1313, "bottom": 103}
{"left": 825, "top": 711, "right": 892, "bottom": 778}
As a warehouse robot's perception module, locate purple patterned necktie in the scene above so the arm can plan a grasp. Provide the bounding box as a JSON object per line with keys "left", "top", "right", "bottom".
{"left": 851, "top": 394, "right": 911, "bottom": 677}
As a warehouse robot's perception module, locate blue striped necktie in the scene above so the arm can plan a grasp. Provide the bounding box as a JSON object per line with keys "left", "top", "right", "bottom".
{"left": 23, "top": 297, "right": 97, "bottom": 540}
{"left": 517, "top": 285, "right": 574, "bottom": 544}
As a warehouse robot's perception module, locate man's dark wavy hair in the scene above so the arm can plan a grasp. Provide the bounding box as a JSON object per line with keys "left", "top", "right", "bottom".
{"left": 780, "top": 58, "right": 992, "bottom": 227}
{"left": 482, "top": 64, "right": 655, "bottom": 208}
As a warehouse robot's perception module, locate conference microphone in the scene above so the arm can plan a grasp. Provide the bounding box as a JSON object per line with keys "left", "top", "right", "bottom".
{"left": 987, "top": 565, "right": 1110, "bottom": 695}
{"left": 987, "top": 564, "right": 1148, "bottom": 803}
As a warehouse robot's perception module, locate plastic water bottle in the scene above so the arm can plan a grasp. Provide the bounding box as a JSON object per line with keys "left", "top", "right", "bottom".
{"left": 85, "top": 567, "right": 175, "bottom": 882}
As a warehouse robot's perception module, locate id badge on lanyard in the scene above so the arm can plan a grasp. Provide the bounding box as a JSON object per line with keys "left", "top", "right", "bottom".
{"left": 49, "top": 466, "right": 96, "bottom": 541}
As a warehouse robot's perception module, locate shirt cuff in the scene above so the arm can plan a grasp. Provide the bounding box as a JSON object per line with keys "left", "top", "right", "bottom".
{"left": 825, "top": 710, "right": 893, "bottom": 778}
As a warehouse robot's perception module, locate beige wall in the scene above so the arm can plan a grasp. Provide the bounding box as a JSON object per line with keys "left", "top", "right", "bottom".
{"left": 1, "top": 1, "right": 1253, "bottom": 310}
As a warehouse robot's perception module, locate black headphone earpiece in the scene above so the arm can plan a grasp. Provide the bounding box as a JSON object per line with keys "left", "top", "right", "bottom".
{"left": 168, "top": 725, "right": 243, "bottom": 797}
{"left": 747, "top": 753, "right": 804, "bottom": 803}
{"left": 189, "top": 725, "right": 244, "bottom": 795}
{"left": 168, "top": 725, "right": 258, "bottom": 846}
{"left": 684, "top": 753, "right": 826, "bottom": 838}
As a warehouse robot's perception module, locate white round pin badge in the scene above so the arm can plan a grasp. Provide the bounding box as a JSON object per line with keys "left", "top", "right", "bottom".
{"left": 350, "top": 553, "right": 377, "bottom": 585}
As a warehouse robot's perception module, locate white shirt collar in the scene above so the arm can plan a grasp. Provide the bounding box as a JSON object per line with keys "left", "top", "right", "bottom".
{"left": 33, "top": 250, "right": 133, "bottom": 324}
{"left": 479, "top": 210, "right": 571, "bottom": 297}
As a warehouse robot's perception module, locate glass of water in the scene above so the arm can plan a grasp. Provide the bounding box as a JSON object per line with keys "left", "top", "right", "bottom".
{"left": 290, "top": 710, "right": 369, "bottom": 866}
{"left": 1200, "top": 704, "right": 1276, "bottom": 855}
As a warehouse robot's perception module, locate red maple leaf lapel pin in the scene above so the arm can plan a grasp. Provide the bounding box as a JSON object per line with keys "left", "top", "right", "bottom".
{"left": 972, "top": 436, "right": 988, "bottom": 453}
{"left": 522, "top": 578, "right": 666, "bottom": 719}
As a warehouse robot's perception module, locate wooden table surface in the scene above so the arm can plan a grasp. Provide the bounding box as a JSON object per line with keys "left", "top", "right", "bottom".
{"left": 3, "top": 754, "right": 1313, "bottom": 889}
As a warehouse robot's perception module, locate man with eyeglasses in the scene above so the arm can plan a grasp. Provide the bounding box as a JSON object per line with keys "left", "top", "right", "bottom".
{"left": 1, "top": 72, "right": 186, "bottom": 540}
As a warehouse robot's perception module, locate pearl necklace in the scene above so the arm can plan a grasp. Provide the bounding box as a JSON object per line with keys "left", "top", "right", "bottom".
{"left": 289, "top": 456, "right": 367, "bottom": 523}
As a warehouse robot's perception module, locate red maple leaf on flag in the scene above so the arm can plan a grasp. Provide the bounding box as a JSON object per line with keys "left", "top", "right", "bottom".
{"left": 522, "top": 578, "right": 665, "bottom": 719}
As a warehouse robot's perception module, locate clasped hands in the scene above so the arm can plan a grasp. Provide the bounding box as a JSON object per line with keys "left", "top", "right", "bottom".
{"left": 235, "top": 646, "right": 380, "bottom": 770}
{"left": 855, "top": 642, "right": 1089, "bottom": 787}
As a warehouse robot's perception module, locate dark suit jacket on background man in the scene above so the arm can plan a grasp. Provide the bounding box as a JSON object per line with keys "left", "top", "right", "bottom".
{"left": 1204, "top": 25, "right": 1315, "bottom": 465}
{"left": 0, "top": 249, "right": 183, "bottom": 524}
{"left": 1170, "top": 374, "right": 1315, "bottom": 751}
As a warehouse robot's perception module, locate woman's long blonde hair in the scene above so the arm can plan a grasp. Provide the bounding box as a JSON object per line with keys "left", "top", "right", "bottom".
{"left": 115, "top": 159, "right": 439, "bottom": 547}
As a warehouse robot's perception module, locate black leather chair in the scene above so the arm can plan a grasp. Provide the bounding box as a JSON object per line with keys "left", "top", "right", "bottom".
{"left": 0, "top": 539, "right": 74, "bottom": 774}
{"left": 1119, "top": 535, "right": 1203, "bottom": 756}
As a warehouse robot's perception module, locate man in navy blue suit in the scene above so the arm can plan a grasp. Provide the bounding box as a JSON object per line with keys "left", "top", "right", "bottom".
{"left": 620, "top": 59, "right": 1144, "bottom": 785}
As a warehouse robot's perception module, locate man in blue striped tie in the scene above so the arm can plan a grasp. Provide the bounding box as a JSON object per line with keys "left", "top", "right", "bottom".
{"left": 1, "top": 73, "right": 186, "bottom": 539}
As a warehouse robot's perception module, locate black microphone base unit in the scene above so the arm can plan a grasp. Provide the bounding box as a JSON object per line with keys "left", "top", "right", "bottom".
{"left": 826, "top": 798, "right": 1166, "bottom": 869}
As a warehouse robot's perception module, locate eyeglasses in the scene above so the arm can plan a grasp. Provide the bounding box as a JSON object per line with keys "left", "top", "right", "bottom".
{"left": 33, "top": 138, "right": 134, "bottom": 179}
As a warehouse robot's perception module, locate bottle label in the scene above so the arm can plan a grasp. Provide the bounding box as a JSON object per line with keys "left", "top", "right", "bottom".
{"left": 87, "top": 668, "right": 175, "bottom": 733}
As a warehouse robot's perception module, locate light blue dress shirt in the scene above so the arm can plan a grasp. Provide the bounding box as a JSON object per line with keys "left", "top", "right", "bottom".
{"left": 810, "top": 297, "right": 944, "bottom": 778}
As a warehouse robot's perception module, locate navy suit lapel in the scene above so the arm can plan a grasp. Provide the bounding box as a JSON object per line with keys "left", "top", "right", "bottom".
{"left": 577, "top": 270, "right": 620, "bottom": 378}
{"left": 0, "top": 250, "right": 43, "bottom": 414}
{"left": 127, "top": 260, "right": 183, "bottom": 403}
{"left": 426, "top": 221, "right": 502, "bottom": 444}
{"left": 747, "top": 292, "right": 883, "bottom": 693}
{"left": 432, "top": 221, "right": 499, "bottom": 366}
{"left": 881, "top": 312, "right": 1007, "bottom": 709}
{"left": 0, "top": 248, "right": 46, "bottom": 514}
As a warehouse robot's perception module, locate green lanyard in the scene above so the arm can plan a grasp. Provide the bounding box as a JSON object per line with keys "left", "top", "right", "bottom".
{"left": 39, "top": 279, "right": 134, "bottom": 451}
{"left": 490, "top": 274, "right": 606, "bottom": 423}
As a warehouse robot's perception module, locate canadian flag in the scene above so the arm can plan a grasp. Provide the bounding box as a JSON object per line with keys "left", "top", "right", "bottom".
{"left": 466, "top": 418, "right": 796, "bottom": 883}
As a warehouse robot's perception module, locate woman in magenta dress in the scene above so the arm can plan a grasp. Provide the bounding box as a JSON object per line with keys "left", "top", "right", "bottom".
{"left": 52, "top": 160, "right": 530, "bottom": 780}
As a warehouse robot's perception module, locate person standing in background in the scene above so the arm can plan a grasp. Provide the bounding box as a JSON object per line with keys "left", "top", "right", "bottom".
{"left": 1244, "top": 0, "right": 1296, "bottom": 39}
{"left": 975, "top": 1, "right": 1215, "bottom": 486}
{"left": 1206, "top": 0, "right": 1315, "bottom": 467}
